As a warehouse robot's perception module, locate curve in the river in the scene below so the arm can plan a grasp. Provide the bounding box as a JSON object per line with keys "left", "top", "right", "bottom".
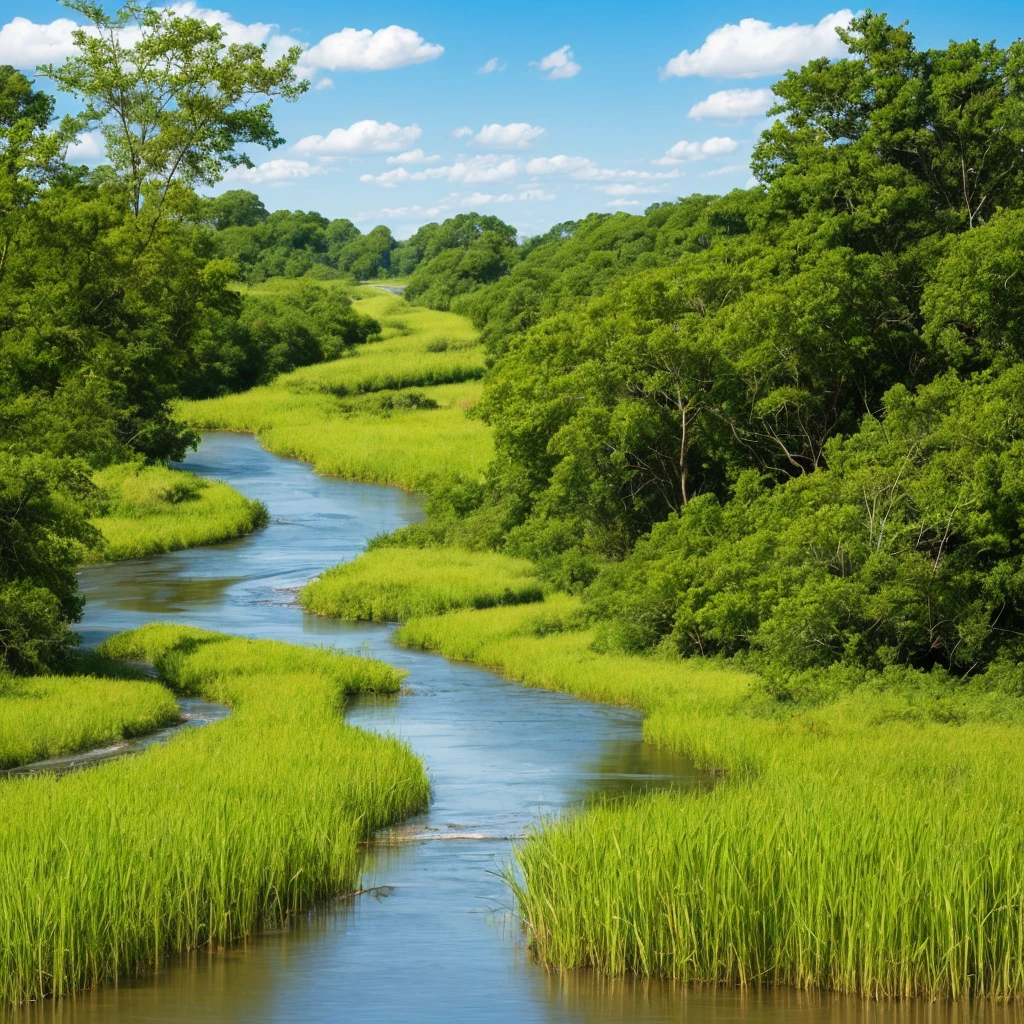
{"left": 5, "top": 433, "right": 1003, "bottom": 1024}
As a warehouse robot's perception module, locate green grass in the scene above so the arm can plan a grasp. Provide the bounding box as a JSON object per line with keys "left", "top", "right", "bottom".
{"left": 87, "top": 463, "right": 268, "bottom": 563}
{"left": 396, "top": 598, "right": 1024, "bottom": 1000}
{"left": 178, "top": 291, "right": 492, "bottom": 488}
{"left": 0, "top": 673, "right": 181, "bottom": 771}
{"left": 301, "top": 547, "right": 544, "bottom": 622}
{"left": 0, "top": 624, "right": 429, "bottom": 1005}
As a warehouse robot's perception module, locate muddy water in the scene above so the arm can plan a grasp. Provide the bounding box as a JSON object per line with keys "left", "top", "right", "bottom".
{"left": 5, "top": 433, "right": 1012, "bottom": 1024}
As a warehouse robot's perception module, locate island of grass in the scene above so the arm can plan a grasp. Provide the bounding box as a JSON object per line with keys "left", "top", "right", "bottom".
{"left": 87, "top": 462, "right": 268, "bottom": 563}
{"left": 0, "top": 625, "right": 428, "bottom": 1006}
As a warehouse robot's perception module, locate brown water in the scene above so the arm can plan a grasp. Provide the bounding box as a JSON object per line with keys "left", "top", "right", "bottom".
{"left": 5, "top": 433, "right": 1017, "bottom": 1023}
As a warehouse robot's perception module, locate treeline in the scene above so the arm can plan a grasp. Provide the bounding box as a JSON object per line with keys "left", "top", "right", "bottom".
{"left": 0, "top": 4, "right": 377, "bottom": 672}
{"left": 400, "top": 14, "right": 1024, "bottom": 691}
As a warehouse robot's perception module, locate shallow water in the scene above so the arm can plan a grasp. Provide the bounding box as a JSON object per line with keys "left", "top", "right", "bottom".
{"left": 5, "top": 433, "right": 1016, "bottom": 1023}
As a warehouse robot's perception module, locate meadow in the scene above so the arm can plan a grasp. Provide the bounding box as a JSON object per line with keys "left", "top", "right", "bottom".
{"left": 88, "top": 463, "right": 268, "bottom": 563}
{"left": 0, "top": 624, "right": 429, "bottom": 1005}
{"left": 179, "top": 287, "right": 492, "bottom": 489}
{"left": 301, "top": 547, "right": 544, "bottom": 621}
{"left": 0, "top": 672, "right": 181, "bottom": 771}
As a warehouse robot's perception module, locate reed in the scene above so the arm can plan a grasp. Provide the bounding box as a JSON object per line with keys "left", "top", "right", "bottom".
{"left": 88, "top": 463, "right": 268, "bottom": 563}
{"left": 0, "top": 674, "right": 180, "bottom": 770}
{"left": 301, "top": 546, "right": 544, "bottom": 621}
{"left": 0, "top": 624, "right": 429, "bottom": 1005}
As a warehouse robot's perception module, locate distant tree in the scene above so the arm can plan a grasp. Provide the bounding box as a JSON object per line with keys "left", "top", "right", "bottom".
{"left": 208, "top": 189, "right": 268, "bottom": 229}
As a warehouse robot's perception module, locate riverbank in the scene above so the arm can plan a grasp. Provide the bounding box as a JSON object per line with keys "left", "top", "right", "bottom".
{"left": 292, "top": 542, "right": 1024, "bottom": 999}
{"left": 88, "top": 462, "right": 268, "bottom": 563}
{"left": 0, "top": 624, "right": 428, "bottom": 1006}
{"left": 178, "top": 289, "right": 492, "bottom": 489}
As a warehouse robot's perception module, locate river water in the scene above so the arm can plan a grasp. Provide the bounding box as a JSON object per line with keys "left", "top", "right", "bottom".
{"left": 6, "top": 433, "right": 1015, "bottom": 1024}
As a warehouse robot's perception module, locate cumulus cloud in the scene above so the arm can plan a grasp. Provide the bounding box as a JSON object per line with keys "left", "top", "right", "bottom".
{"left": 303, "top": 25, "right": 443, "bottom": 72}
{"left": 535, "top": 45, "right": 581, "bottom": 80}
{"left": 314, "top": 77, "right": 334, "bottom": 90}
{"left": 225, "top": 159, "right": 324, "bottom": 185}
{"left": 66, "top": 130, "right": 103, "bottom": 162}
{"left": 662, "top": 10, "right": 852, "bottom": 79}
{"left": 0, "top": 6, "right": 302, "bottom": 71}
{"left": 474, "top": 123, "right": 546, "bottom": 149}
{"left": 478, "top": 57, "right": 505, "bottom": 73}
{"left": 688, "top": 87, "right": 774, "bottom": 119}
{"left": 526, "top": 155, "right": 679, "bottom": 185}
{"left": 704, "top": 162, "right": 750, "bottom": 177}
{"left": 655, "top": 136, "right": 738, "bottom": 165}
{"left": 385, "top": 148, "right": 440, "bottom": 165}
{"left": 361, "top": 154, "right": 522, "bottom": 187}
{"left": 452, "top": 126, "right": 474, "bottom": 139}
{"left": 292, "top": 120, "right": 422, "bottom": 157}
{"left": 606, "top": 199, "right": 642, "bottom": 208}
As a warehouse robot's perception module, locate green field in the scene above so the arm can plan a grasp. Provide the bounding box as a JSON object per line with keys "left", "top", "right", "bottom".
{"left": 0, "top": 625, "right": 428, "bottom": 1005}
{"left": 301, "top": 546, "right": 544, "bottom": 621}
{"left": 88, "top": 463, "right": 268, "bottom": 563}
{"left": 393, "top": 599, "right": 1024, "bottom": 999}
{"left": 179, "top": 288, "right": 493, "bottom": 489}
{"left": 0, "top": 672, "right": 181, "bottom": 771}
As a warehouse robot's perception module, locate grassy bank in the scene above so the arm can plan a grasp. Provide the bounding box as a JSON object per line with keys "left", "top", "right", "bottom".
{"left": 0, "top": 624, "right": 429, "bottom": 1005}
{"left": 88, "top": 463, "right": 268, "bottom": 563}
{"left": 179, "top": 289, "right": 492, "bottom": 488}
{"left": 394, "top": 597, "right": 1024, "bottom": 999}
{"left": 301, "top": 547, "right": 543, "bottom": 621}
{"left": 0, "top": 672, "right": 181, "bottom": 770}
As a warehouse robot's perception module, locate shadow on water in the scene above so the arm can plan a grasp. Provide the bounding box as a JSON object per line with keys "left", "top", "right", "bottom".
{"left": 4, "top": 433, "right": 1010, "bottom": 1024}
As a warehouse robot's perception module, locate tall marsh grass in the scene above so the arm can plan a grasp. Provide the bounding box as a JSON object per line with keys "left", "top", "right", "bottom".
{"left": 398, "top": 598, "right": 1024, "bottom": 999}
{"left": 88, "top": 463, "right": 268, "bottom": 562}
{"left": 178, "top": 292, "right": 491, "bottom": 488}
{"left": 301, "top": 547, "right": 544, "bottom": 621}
{"left": 0, "top": 674, "right": 180, "bottom": 770}
{"left": 0, "top": 624, "right": 429, "bottom": 1005}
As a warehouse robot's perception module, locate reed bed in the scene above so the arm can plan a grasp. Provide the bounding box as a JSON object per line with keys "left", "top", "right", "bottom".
{"left": 88, "top": 463, "right": 268, "bottom": 563}
{"left": 0, "top": 624, "right": 429, "bottom": 1005}
{"left": 301, "top": 547, "right": 544, "bottom": 621}
{"left": 0, "top": 674, "right": 180, "bottom": 770}
{"left": 397, "top": 598, "right": 1024, "bottom": 999}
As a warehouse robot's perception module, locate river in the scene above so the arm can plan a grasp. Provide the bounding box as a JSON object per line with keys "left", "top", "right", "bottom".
{"left": 6, "top": 433, "right": 1012, "bottom": 1024}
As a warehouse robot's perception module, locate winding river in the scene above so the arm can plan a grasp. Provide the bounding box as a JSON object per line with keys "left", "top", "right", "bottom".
{"left": 5, "top": 433, "right": 1010, "bottom": 1024}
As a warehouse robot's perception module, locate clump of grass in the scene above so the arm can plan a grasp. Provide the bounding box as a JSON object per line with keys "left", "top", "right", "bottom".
{"left": 0, "top": 624, "right": 429, "bottom": 1005}
{"left": 301, "top": 546, "right": 544, "bottom": 621}
{"left": 0, "top": 674, "right": 181, "bottom": 770}
{"left": 397, "top": 597, "right": 1024, "bottom": 1000}
{"left": 88, "top": 463, "right": 268, "bottom": 563}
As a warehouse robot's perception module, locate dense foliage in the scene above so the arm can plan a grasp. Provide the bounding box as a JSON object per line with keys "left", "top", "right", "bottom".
{"left": 403, "top": 14, "right": 1024, "bottom": 687}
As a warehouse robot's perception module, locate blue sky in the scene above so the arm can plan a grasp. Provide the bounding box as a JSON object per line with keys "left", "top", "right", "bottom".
{"left": 2, "top": 0, "right": 1020, "bottom": 237}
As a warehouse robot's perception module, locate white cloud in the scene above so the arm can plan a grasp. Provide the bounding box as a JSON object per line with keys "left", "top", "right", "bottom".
{"left": 704, "top": 162, "right": 749, "bottom": 177}
{"left": 478, "top": 57, "right": 505, "bottom": 73}
{"left": 292, "top": 120, "right": 421, "bottom": 157}
{"left": 314, "top": 77, "right": 334, "bottom": 90}
{"left": 452, "top": 126, "right": 474, "bottom": 139}
{"left": 225, "top": 159, "right": 325, "bottom": 185}
{"left": 606, "top": 199, "right": 642, "bottom": 208}
{"left": 474, "top": 123, "right": 546, "bottom": 149}
{"left": 526, "top": 154, "right": 600, "bottom": 177}
{"left": 66, "top": 130, "right": 103, "bottom": 162}
{"left": 662, "top": 10, "right": 853, "bottom": 79}
{"left": 361, "top": 154, "right": 522, "bottom": 187}
{"left": 386, "top": 148, "right": 440, "bottom": 165}
{"left": 0, "top": 16, "right": 81, "bottom": 66}
{"left": 303, "top": 25, "right": 443, "bottom": 72}
{"left": 536, "top": 45, "right": 581, "bottom": 80}
{"left": 688, "top": 87, "right": 774, "bottom": 120}
{"left": 655, "top": 136, "right": 738, "bottom": 165}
